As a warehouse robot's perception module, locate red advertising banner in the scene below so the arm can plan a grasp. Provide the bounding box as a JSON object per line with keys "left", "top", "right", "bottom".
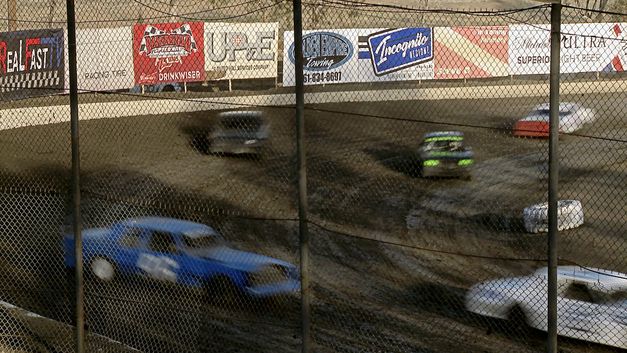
{"left": 434, "top": 26, "right": 509, "bottom": 79}
{"left": 133, "top": 22, "right": 205, "bottom": 85}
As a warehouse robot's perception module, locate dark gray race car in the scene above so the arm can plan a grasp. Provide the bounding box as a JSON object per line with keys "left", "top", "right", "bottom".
{"left": 208, "top": 111, "right": 270, "bottom": 155}
{"left": 417, "top": 131, "right": 474, "bottom": 179}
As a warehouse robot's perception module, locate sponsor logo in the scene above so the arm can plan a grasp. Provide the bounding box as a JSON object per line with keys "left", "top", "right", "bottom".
{"left": 289, "top": 31, "right": 353, "bottom": 71}
{"left": 0, "top": 34, "right": 63, "bottom": 74}
{"left": 366, "top": 28, "right": 433, "bottom": 76}
{"left": 139, "top": 72, "right": 157, "bottom": 82}
{"left": 207, "top": 30, "right": 275, "bottom": 62}
{"left": 139, "top": 23, "right": 198, "bottom": 72}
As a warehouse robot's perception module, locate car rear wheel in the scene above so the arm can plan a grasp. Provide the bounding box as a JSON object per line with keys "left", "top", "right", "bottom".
{"left": 90, "top": 257, "right": 116, "bottom": 282}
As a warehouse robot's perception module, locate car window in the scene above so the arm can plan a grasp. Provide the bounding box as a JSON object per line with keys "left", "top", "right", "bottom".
{"left": 148, "top": 231, "right": 179, "bottom": 254}
{"left": 424, "top": 140, "right": 462, "bottom": 152}
{"left": 220, "top": 117, "right": 262, "bottom": 131}
{"left": 561, "top": 283, "right": 623, "bottom": 304}
{"left": 182, "top": 233, "right": 222, "bottom": 249}
{"left": 119, "top": 227, "right": 143, "bottom": 248}
{"left": 534, "top": 109, "right": 573, "bottom": 117}
{"left": 563, "top": 283, "right": 594, "bottom": 303}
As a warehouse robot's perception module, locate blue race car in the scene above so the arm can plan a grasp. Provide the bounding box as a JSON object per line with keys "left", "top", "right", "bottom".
{"left": 64, "top": 217, "right": 299, "bottom": 298}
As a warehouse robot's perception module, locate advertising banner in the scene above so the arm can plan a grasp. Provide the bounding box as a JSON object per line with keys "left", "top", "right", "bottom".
{"left": 133, "top": 22, "right": 205, "bottom": 85}
{"left": 434, "top": 26, "right": 509, "bottom": 79}
{"left": 283, "top": 29, "right": 356, "bottom": 86}
{"left": 0, "top": 29, "right": 64, "bottom": 100}
{"left": 509, "top": 23, "right": 624, "bottom": 75}
{"left": 77, "top": 27, "right": 134, "bottom": 91}
{"left": 283, "top": 27, "right": 435, "bottom": 86}
{"left": 358, "top": 27, "right": 434, "bottom": 82}
{"left": 205, "top": 22, "right": 278, "bottom": 80}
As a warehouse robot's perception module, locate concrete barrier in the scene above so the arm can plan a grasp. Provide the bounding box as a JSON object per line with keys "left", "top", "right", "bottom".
{"left": 0, "top": 80, "right": 625, "bottom": 131}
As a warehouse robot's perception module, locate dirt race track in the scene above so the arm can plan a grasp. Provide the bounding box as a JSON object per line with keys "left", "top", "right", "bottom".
{"left": 0, "top": 90, "right": 625, "bottom": 353}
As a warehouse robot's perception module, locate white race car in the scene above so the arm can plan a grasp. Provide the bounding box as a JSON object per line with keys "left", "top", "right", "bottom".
{"left": 513, "top": 102, "right": 595, "bottom": 138}
{"left": 523, "top": 199, "right": 584, "bottom": 233}
{"left": 466, "top": 266, "right": 627, "bottom": 349}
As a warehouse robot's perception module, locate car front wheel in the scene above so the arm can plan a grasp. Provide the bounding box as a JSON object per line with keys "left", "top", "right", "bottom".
{"left": 508, "top": 305, "right": 529, "bottom": 334}
{"left": 90, "top": 257, "right": 116, "bottom": 282}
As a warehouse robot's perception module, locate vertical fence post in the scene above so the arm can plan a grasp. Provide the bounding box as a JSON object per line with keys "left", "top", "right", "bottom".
{"left": 292, "top": 0, "right": 311, "bottom": 352}
{"left": 7, "top": 0, "right": 17, "bottom": 31}
{"left": 66, "top": 0, "right": 84, "bottom": 352}
{"left": 548, "top": 1, "right": 561, "bottom": 353}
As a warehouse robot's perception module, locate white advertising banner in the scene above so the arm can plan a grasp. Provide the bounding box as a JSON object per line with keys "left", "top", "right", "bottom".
{"left": 283, "top": 28, "right": 434, "bottom": 86}
{"left": 204, "top": 22, "right": 278, "bottom": 80}
{"left": 76, "top": 27, "right": 135, "bottom": 91}
{"left": 509, "top": 23, "right": 625, "bottom": 75}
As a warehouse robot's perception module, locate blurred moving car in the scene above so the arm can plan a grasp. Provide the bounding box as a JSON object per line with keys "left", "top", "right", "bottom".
{"left": 513, "top": 103, "right": 595, "bottom": 138}
{"left": 64, "top": 217, "right": 299, "bottom": 298}
{"left": 523, "top": 199, "right": 584, "bottom": 233}
{"left": 466, "top": 266, "right": 627, "bottom": 349}
{"left": 208, "top": 111, "right": 270, "bottom": 155}
{"left": 417, "top": 131, "right": 474, "bottom": 179}
{"left": 129, "top": 82, "right": 182, "bottom": 93}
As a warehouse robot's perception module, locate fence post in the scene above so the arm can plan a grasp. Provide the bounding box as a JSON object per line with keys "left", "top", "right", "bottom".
{"left": 66, "top": 0, "right": 84, "bottom": 352}
{"left": 7, "top": 0, "right": 17, "bottom": 31}
{"left": 548, "top": 1, "right": 562, "bottom": 353}
{"left": 292, "top": 0, "right": 311, "bottom": 352}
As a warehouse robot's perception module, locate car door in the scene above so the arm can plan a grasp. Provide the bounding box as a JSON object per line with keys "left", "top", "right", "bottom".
{"left": 114, "top": 225, "right": 147, "bottom": 275}
{"left": 136, "top": 230, "right": 184, "bottom": 284}
{"left": 557, "top": 282, "right": 601, "bottom": 340}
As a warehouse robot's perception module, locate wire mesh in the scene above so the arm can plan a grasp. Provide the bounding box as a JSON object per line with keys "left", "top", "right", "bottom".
{"left": 299, "top": 2, "right": 625, "bottom": 353}
{"left": 0, "top": 0, "right": 625, "bottom": 353}
{"left": 0, "top": 1, "right": 74, "bottom": 353}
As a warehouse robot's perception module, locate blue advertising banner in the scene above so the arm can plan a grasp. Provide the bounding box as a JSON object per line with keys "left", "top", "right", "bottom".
{"left": 366, "top": 27, "right": 434, "bottom": 76}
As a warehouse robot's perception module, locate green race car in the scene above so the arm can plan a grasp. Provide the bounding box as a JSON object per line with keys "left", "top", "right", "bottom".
{"left": 417, "top": 131, "right": 474, "bottom": 179}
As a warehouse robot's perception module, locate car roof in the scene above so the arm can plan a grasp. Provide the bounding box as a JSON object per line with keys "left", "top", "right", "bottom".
{"left": 535, "top": 266, "right": 627, "bottom": 289}
{"left": 423, "top": 131, "right": 464, "bottom": 139}
{"left": 119, "top": 217, "right": 216, "bottom": 235}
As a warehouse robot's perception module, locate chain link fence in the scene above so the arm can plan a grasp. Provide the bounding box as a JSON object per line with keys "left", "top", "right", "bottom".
{"left": 0, "top": 1, "right": 625, "bottom": 353}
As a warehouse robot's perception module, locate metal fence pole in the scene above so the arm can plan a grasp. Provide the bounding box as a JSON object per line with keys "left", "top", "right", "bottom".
{"left": 66, "top": 0, "right": 84, "bottom": 352}
{"left": 548, "top": 1, "right": 562, "bottom": 353}
{"left": 7, "top": 0, "right": 17, "bottom": 31}
{"left": 292, "top": 0, "right": 311, "bottom": 352}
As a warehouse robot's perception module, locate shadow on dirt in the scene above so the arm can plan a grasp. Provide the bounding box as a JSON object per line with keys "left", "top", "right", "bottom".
{"left": 312, "top": 286, "right": 439, "bottom": 353}
{"left": 560, "top": 166, "right": 599, "bottom": 182}
{"left": 466, "top": 212, "right": 526, "bottom": 233}
{"left": 364, "top": 144, "right": 420, "bottom": 178}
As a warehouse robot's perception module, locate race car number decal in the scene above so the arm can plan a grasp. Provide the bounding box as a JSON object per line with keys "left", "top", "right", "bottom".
{"left": 137, "top": 254, "right": 180, "bottom": 282}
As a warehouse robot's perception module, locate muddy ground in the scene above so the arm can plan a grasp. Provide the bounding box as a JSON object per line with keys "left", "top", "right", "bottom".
{"left": 0, "top": 91, "right": 625, "bottom": 353}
